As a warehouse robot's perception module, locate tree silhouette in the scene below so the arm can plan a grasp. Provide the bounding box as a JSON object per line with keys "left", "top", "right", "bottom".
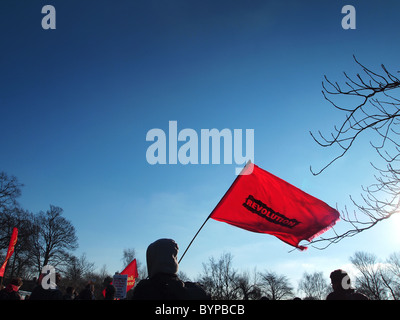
{"left": 0, "top": 172, "right": 22, "bottom": 212}
{"left": 310, "top": 56, "right": 400, "bottom": 248}
{"left": 298, "top": 271, "right": 330, "bottom": 300}
{"left": 259, "top": 270, "right": 294, "bottom": 300}
{"left": 198, "top": 252, "right": 239, "bottom": 300}
{"left": 31, "top": 205, "right": 78, "bottom": 274}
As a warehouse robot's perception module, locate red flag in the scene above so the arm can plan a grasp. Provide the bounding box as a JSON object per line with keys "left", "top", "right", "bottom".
{"left": 210, "top": 163, "right": 339, "bottom": 250}
{"left": 0, "top": 227, "right": 18, "bottom": 277}
{"left": 102, "top": 259, "right": 139, "bottom": 298}
{"left": 120, "top": 259, "right": 138, "bottom": 292}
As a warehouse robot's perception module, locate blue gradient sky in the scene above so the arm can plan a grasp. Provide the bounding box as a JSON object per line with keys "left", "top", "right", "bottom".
{"left": 1, "top": 0, "right": 400, "bottom": 287}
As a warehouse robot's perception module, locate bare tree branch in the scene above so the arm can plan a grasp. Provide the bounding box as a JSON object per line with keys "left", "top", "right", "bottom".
{"left": 309, "top": 56, "right": 400, "bottom": 249}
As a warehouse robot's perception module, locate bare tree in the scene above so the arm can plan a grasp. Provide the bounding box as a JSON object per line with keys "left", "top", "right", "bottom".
{"left": 234, "top": 269, "right": 262, "bottom": 300}
{"left": 0, "top": 205, "right": 40, "bottom": 281}
{"left": 31, "top": 205, "right": 78, "bottom": 274}
{"left": 4, "top": 209, "right": 37, "bottom": 280}
{"left": 0, "top": 172, "right": 23, "bottom": 250}
{"left": 350, "top": 251, "right": 387, "bottom": 300}
{"left": 384, "top": 252, "right": 400, "bottom": 299}
{"left": 62, "top": 253, "right": 95, "bottom": 287}
{"left": 0, "top": 172, "right": 23, "bottom": 212}
{"left": 1, "top": 173, "right": 81, "bottom": 280}
{"left": 298, "top": 271, "right": 330, "bottom": 300}
{"left": 122, "top": 248, "right": 136, "bottom": 268}
{"left": 259, "top": 270, "right": 294, "bottom": 300}
{"left": 0, "top": 173, "right": 38, "bottom": 280}
{"left": 310, "top": 56, "right": 400, "bottom": 248}
{"left": 197, "top": 252, "right": 239, "bottom": 300}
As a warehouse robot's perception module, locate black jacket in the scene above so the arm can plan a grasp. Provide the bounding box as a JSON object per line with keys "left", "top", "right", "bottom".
{"left": 131, "top": 239, "right": 209, "bottom": 300}
{"left": 132, "top": 272, "right": 209, "bottom": 300}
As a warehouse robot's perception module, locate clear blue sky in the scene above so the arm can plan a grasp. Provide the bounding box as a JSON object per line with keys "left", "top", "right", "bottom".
{"left": 1, "top": 0, "right": 400, "bottom": 288}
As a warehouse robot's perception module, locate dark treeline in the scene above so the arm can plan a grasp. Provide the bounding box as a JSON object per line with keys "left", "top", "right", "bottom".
{"left": 1, "top": 171, "right": 400, "bottom": 300}
{"left": 192, "top": 251, "right": 400, "bottom": 300}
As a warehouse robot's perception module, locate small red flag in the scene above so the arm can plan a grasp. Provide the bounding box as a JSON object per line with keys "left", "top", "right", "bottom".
{"left": 0, "top": 227, "right": 18, "bottom": 277}
{"left": 121, "top": 258, "right": 139, "bottom": 292}
{"left": 102, "top": 258, "right": 139, "bottom": 298}
{"left": 210, "top": 163, "right": 339, "bottom": 250}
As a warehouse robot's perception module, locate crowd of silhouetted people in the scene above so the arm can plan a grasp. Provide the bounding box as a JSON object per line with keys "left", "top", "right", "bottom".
{"left": 0, "top": 276, "right": 110, "bottom": 300}
{"left": 0, "top": 238, "right": 369, "bottom": 301}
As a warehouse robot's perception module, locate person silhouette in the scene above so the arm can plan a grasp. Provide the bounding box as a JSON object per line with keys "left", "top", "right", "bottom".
{"left": 131, "top": 238, "right": 209, "bottom": 300}
{"left": 326, "top": 269, "right": 368, "bottom": 300}
{"left": 0, "top": 278, "right": 23, "bottom": 300}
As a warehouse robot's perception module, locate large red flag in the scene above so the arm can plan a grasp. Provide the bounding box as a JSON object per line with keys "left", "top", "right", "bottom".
{"left": 0, "top": 227, "right": 18, "bottom": 277}
{"left": 120, "top": 258, "right": 138, "bottom": 292}
{"left": 210, "top": 163, "right": 339, "bottom": 250}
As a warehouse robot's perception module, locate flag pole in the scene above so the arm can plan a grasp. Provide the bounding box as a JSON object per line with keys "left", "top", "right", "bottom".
{"left": 178, "top": 214, "right": 212, "bottom": 264}
{"left": 178, "top": 161, "right": 252, "bottom": 264}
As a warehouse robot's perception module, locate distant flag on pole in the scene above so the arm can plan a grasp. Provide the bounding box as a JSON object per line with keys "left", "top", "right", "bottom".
{"left": 210, "top": 162, "right": 340, "bottom": 250}
{"left": 121, "top": 258, "right": 139, "bottom": 292}
{"left": 103, "top": 258, "right": 138, "bottom": 298}
{"left": 0, "top": 227, "right": 18, "bottom": 277}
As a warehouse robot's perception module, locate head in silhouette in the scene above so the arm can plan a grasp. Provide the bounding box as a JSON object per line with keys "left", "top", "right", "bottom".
{"left": 146, "top": 238, "right": 179, "bottom": 278}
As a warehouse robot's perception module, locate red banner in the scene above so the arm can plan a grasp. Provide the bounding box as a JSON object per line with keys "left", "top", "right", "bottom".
{"left": 102, "top": 258, "right": 139, "bottom": 298}
{"left": 0, "top": 227, "right": 18, "bottom": 277}
{"left": 210, "top": 163, "right": 340, "bottom": 250}
{"left": 121, "top": 258, "right": 138, "bottom": 292}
